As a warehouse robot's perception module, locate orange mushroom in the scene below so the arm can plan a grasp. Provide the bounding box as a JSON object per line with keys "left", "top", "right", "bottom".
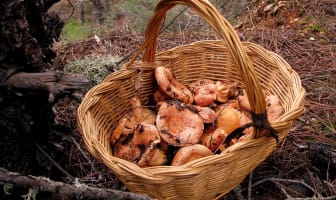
{"left": 112, "top": 123, "right": 166, "bottom": 166}
{"left": 153, "top": 89, "right": 171, "bottom": 103}
{"left": 155, "top": 66, "right": 193, "bottom": 104}
{"left": 171, "top": 144, "right": 212, "bottom": 166}
{"left": 200, "top": 127, "right": 227, "bottom": 152}
{"left": 215, "top": 81, "right": 241, "bottom": 103}
{"left": 110, "top": 97, "right": 156, "bottom": 145}
{"left": 189, "top": 79, "right": 216, "bottom": 107}
{"left": 216, "top": 106, "right": 241, "bottom": 134}
{"left": 156, "top": 100, "right": 204, "bottom": 147}
{"left": 138, "top": 144, "right": 168, "bottom": 167}
{"left": 194, "top": 105, "right": 217, "bottom": 124}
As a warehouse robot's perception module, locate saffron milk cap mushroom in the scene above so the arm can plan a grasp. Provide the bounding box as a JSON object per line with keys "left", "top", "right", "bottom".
{"left": 156, "top": 100, "right": 204, "bottom": 147}
{"left": 154, "top": 66, "right": 193, "bottom": 104}
{"left": 112, "top": 123, "right": 161, "bottom": 165}
{"left": 171, "top": 144, "right": 213, "bottom": 166}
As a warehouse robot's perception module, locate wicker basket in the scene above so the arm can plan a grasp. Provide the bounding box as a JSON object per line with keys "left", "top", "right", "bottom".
{"left": 77, "top": 0, "right": 305, "bottom": 199}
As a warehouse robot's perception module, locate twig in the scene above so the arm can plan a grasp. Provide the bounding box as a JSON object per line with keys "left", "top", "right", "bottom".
{"left": 71, "top": 136, "right": 96, "bottom": 172}
{"left": 0, "top": 167, "right": 152, "bottom": 200}
{"left": 248, "top": 171, "right": 253, "bottom": 200}
{"left": 161, "top": 7, "right": 189, "bottom": 33}
{"left": 233, "top": 185, "right": 244, "bottom": 200}
{"left": 251, "top": 177, "right": 333, "bottom": 199}
{"left": 34, "top": 143, "right": 75, "bottom": 181}
{"left": 285, "top": 196, "right": 336, "bottom": 200}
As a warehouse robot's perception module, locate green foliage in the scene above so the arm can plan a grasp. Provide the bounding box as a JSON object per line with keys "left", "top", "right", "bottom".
{"left": 117, "top": 0, "right": 190, "bottom": 32}
{"left": 323, "top": 121, "right": 336, "bottom": 134}
{"left": 118, "top": 0, "right": 156, "bottom": 32}
{"left": 305, "top": 23, "right": 323, "bottom": 32}
{"left": 212, "top": 0, "right": 245, "bottom": 23}
{"left": 63, "top": 54, "right": 123, "bottom": 85}
{"left": 61, "top": 20, "right": 92, "bottom": 42}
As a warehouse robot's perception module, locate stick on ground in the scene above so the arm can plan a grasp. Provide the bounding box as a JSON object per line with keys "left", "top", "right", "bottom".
{"left": 0, "top": 167, "right": 152, "bottom": 200}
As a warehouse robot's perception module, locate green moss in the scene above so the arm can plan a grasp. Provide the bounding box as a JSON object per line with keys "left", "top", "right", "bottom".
{"left": 60, "top": 20, "right": 92, "bottom": 42}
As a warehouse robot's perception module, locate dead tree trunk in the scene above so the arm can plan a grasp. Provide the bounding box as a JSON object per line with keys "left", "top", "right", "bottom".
{"left": 0, "top": 0, "right": 91, "bottom": 183}
{"left": 79, "top": 0, "right": 86, "bottom": 23}
{"left": 0, "top": 167, "right": 152, "bottom": 200}
{"left": 0, "top": 0, "right": 64, "bottom": 83}
{"left": 91, "top": 0, "right": 105, "bottom": 24}
{"left": 105, "top": 0, "right": 112, "bottom": 11}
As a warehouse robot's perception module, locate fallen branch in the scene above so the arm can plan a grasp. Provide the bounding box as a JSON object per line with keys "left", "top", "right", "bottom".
{"left": 6, "top": 71, "right": 91, "bottom": 102}
{"left": 0, "top": 167, "right": 152, "bottom": 200}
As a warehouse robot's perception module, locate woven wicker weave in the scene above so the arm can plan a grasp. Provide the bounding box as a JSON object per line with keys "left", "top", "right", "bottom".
{"left": 77, "top": 0, "right": 305, "bottom": 199}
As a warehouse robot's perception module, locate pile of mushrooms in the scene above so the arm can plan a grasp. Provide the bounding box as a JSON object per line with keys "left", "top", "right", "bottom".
{"left": 109, "top": 66, "right": 284, "bottom": 167}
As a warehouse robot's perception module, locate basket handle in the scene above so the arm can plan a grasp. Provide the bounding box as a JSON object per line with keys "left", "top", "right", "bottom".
{"left": 127, "top": 0, "right": 267, "bottom": 131}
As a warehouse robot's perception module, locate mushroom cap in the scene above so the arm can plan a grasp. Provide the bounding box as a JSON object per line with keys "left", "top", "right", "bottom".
{"left": 189, "top": 79, "right": 217, "bottom": 106}
{"left": 138, "top": 144, "right": 168, "bottom": 167}
{"left": 171, "top": 144, "right": 212, "bottom": 166}
{"left": 112, "top": 123, "right": 161, "bottom": 164}
{"left": 195, "top": 105, "right": 217, "bottom": 124}
{"left": 200, "top": 127, "right": 227, "bottom": 152}
{"left": 155, "top": 66, "right": 193, "bottom": 104}
{"left": 215, "top": 81, "right": 241, "bottom": 103}
{"left": 156, "top": 100, "right": 204, "bottom": 147}
{"left": 110, "top": 97, "right": 156, "bottom": 144}
{"left": 129, "top": 97, "right": 156, "bottom": 125}
{"left": 188, "top": 79, "right": 215, "bottom": 93}
{"left": 153, "top": 89, "right": 171, "bottom": 103}
{"left": 193, "top": 84, "right": 217, "bottom": 106}
{"left": 216, "top": 106, "right": 241, "bottom": 134}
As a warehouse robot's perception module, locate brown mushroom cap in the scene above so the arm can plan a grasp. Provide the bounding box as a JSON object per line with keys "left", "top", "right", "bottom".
{"left": 171, "top": 144, "right": 213, "bottom": 166}
{"left": 155, "top": 66, "right": 193, "bottom": 104}
{"left": 156, "top": 100, "right": 204, "bottom": 147}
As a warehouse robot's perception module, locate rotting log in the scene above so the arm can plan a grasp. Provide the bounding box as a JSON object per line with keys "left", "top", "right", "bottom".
{"left": 0, "top": 167, "right": 152, "bottom": 200}
{"left": 6, "top": 71, "right": 91, "bottom": 102}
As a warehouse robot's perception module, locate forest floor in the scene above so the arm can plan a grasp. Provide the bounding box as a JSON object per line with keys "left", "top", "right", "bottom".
{"left": 1, "top": 0, "right": 335, "bottom": 199}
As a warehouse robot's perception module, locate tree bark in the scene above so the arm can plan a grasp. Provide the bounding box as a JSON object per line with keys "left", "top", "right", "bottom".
{"left": 0, "top": 0, "right": 64, "bottom": 83}
{"left": 105, "top": 0, "right": 112, "bottom": 11}
{"left": 79, "top": 0, "right": 86, "bottom": 23}
{"left": 6, "top": 71, "right": 91, "bottom": 102}
{"left": 0, "top": 167, "right": 152, "bottom": 200}
{"left": 91, "top": 0, "right": 105, "bottom": 24}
